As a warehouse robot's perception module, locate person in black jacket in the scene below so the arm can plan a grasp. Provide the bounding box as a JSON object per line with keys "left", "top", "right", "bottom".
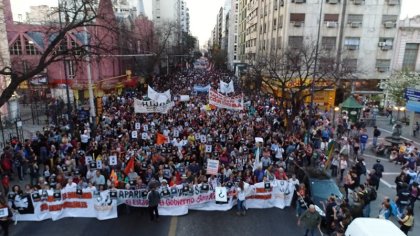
{"left": 372, "top": 159, "right": 384, "bottom": 190}
{"left": 147, "top": 186, "right": 161, "bottom": 222}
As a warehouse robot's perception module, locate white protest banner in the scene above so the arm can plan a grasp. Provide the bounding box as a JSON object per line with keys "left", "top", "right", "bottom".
{"left": 131, "top": 131, "right": 138, "bottom": 139}
{"left": 109, "top": 156, "right": 117, "bottom": 166}
{"left": 15, "top": 189, "right": 118, "bottom": 221}
{"left": 215, "top": 187, "right": 228, "bottom": 202}
{"left": 180, "top": 95, "right": 190, "bottom": 102}
{"left": 219, "top": 80, "right": 234, "bottom": 94}
{"left": 134, "top": 99, "right": 175, "bottom": 114}
{"left": 96, "top": 160, "right": 103, "bottom": 169}
{"left": 0, "top": 208, "right": 8, "bottom": 217}
{"left": 205, "top": 145, "right": 212, "bottom": 153}
{"left": 135, "top": 123, "right": 141, "bottom": 130}
{"left": 206, "top": 159, "right": 219, "bottom": 175}
{"left": 147, "top": 86, "right": 171, "bottom": 103}
{"left": 244, "top": 180, "right": 294, "bottom": 209}
{"left": 209, "top": 89, "right": 243, "bottom": 111}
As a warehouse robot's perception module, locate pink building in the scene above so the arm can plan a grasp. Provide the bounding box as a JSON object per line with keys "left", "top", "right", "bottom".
{"left": 4, "top": 0, "right": 122, "bottom": 101}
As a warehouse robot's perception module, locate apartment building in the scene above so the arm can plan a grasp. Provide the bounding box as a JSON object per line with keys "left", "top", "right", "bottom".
{"left": 227, "top": 0, "right": 240, "bottom": 70}
{"left": 392, "top": 15, "right": 420, "bottom": 72}
{"left": 234, "top": 0, "right": 401, "bottom": 86}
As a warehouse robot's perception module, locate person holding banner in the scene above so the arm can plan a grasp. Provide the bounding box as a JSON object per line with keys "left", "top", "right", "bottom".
{"left": 0, "top": 197, "right": 13, "bottom": 236}
{"left": 234, "top": 181, "right": 247, "bottom": 216}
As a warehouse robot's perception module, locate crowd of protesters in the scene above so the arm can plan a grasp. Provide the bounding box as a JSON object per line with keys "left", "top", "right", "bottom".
{"left": 0, "top": 61, "right": 419, "bottom": 235}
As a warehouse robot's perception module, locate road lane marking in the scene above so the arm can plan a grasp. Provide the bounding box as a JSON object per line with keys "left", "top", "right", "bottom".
{"left": 380, "top": 179, "right": 396, "bottom": 189}
{"left": 378, "top": 128, "right": 420, "bottom": 146}
{"left": 168, "top": 216, "right": 178, "bottom": 236}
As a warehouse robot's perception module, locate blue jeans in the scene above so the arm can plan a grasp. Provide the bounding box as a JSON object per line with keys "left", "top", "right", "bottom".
{"left": 305, "top": 228, "right": 316, "bottom": 236}
{"left": 237, "top": 200, "right": 246, "bottom": 213}
{"left": 360, "top": 142, "right": 366, "bottom": 154}
{"left": 372, "top": 137, "right": 378, "bottom": 147}
{"left": 363, "top": 203, "right": 371, "bottom": 217}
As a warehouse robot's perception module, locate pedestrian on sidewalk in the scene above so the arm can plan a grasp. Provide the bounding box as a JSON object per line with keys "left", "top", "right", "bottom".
{"left": 372, "top": 126, "right": 381, "bottom": 148}
{"left": 413, "top": 122, "right": 419, "bottom": 137}
{"left": 359, "top": 129, "right": 369, "bottom": 155}
{"left": 147, "top": 185, "right": 161, "bottom": 222}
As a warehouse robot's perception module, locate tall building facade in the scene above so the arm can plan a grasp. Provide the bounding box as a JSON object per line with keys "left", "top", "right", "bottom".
{"left": 233, "top": 0, "right": 401, "bottom": 87}
{"left": 227, "top": 0, "right": 240, "bottom": 70}
{"left": 392, "top": 15, "right": 420, "bottom": 72}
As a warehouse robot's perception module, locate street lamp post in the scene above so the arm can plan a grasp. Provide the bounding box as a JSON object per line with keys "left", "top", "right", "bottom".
{"left": 332, "top": 106, "right": 340, "bottom": 127}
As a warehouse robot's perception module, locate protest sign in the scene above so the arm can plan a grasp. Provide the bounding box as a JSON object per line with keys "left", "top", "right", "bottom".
{"left": 215, "top": 187, "right": 228, "bottom": 202}
{"left": 209, "top": 89, "right": 243, "bottom": 111}
{"left": 85, "top": 156, "right": 93, "bottom": 165}
{"left": 109, "top": 156, "right": 117, "bottom": 166}
{"left": 96, "top": 160, "right": 103, "bottom": 169}
{"left": 134, "top": 99, "right": 175, "bottom": 114}
{"left": 0, "top": 208, "right": 8, "bottom": 218}
{"left": 135, "top": 123, "right": 141, "bottom": 130}
{"left": 206, "top": 159, "right": 219, "bottom": 175}
{"left": 205, "top": 145, "right": 212, "bottom": 153}
{"left": 180, "top": 95, "right": 190, "bottom": 102}
{"left": 131, "top": 131, "right": 137, "bottom": 139}
{"left": 193, "top": 84, "right": 210, "bottom": 93}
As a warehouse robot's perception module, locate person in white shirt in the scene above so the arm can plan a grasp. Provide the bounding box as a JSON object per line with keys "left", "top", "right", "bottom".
{"left": 289, "top": 174, "right": 300, "bottom": 187}
{"left": 80, "top": 130, "right": 90, "bottom": 151}
{"left": 235, "top": 180, "right": 247, "bottom": 216}
{"left": 64, "top": 178, "right": 77, "bottom": 190}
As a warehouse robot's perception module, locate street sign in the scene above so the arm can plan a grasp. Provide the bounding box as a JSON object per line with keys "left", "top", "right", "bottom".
{"left": 405, "top": 88, "right": 420, "bottom": 102}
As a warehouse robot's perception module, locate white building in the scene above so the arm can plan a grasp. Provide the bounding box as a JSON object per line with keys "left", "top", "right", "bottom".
{"left": 227, "top": 0, "right": 240, "bottom": 70}
{"left": 392, "top": 15, "right": 420, "bottom": 72}
{"left": 236, "top": 0, "right": 401, "bottom": 88}
{"left": 113, "top": 0, "right": 137, "bottom": 19}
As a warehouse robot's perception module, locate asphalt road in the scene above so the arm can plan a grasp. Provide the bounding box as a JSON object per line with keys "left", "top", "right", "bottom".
{"left": 5, "top": 116, "right": 420, "bottom": 236}
{"left": 8, "top": 207, "right": 303, "bottom": 236}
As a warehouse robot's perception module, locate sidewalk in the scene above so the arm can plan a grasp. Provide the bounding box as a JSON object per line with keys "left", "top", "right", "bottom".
{"left": 374, "top": 115, "right": 420, "bottom": 145}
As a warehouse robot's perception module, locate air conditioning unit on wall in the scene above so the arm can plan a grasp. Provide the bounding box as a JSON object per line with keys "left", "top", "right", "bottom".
{"left": 384, "top": 21, "right": 395, "bottom": 28}
{"left": 294, "top": 22, "right": 302, "bottom": 27}
{"left": 327, "top": 21, "right": 338, "bottom": 28}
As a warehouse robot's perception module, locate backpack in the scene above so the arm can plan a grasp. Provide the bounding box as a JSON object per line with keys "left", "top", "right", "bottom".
{"left": 367, "top": 186, "right": 377, "bottom": 201}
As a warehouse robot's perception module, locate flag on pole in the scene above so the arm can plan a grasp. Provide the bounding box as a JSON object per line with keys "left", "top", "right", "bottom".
{"left": 219, "top": 80, "right": 234, "bottom": 94}
{"left": 110, "top": 169, "right": 118, "bottom": 186}
{"left": 124, "top": 157, "right": 135, "bottom": 175}
{"left": 156, "top": 133, "right": 167, "bottom": 145}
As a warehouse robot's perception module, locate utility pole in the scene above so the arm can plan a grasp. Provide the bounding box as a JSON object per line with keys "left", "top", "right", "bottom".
{"left": 308, "top": 0, "right": 324, "bottom": 141}
{"left": 84, "top": 26, "right": 96, "bottom": 133}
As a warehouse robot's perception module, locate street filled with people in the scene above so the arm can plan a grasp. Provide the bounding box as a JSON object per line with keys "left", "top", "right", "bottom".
{"left": 1, "top": 60, "right": 419, "bottom": 235}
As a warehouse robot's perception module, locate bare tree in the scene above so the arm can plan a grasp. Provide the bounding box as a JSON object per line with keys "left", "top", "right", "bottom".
{"left": 245, "top": 43, "right": 356, "bottom": 127}
{"left": 0, "top": 0, "right": 119, "bottom": 108}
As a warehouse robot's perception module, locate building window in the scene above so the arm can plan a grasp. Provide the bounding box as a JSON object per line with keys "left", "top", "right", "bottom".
{"left": 344, "top": 37, "right": 360, "bottom": 50}
{"left": 66, "top": 60, "right": 75, "bottom": 78}
{"left": 347, "top": 14, "right": 363, "bottom": 27}
{"left": 321, "top": 37, "right": 337, "bottom": 50}
{"left": 288, "top": 36, "right": 303, "bottom": 49}
{"left": 343, "top": 58, "right": 358, "bottom": 72}
{"left": 292, "top": 0, "right": 306, "bottom": 3}
{"left": 273, "top": 18, "right": 277, "bottom": 30}
{"left": 378, "top": 38, "right": 393, "bottom": 51}
{"left": 290, "top": 13, "right": 305, "bottom": 24}
{"left": 24, "top": 38, "right": 40, "bottom": 55}
{"left": 382, "top": 15, "right": 398, "bottom": 28}
{"left": 324, "top": 14, "right": 339, "bottom": 23}
{"left": 387, "top": 0, "right": 400, "bottom": 6}
{"left": 277, "top": 36, "right": 282, "bottom": 49}
{"left": 10, "top": 38, "right": 22, "bottom": 55}
{"left": 278, "top": 15, "right": 284, "bottom": 28}
{"left": 376, "top": 59, "right": 391, "bottom": 72}
{"left": 319, "top": 57, "right": 335, "bottom": 72}
{"left": 402, "top": 43, "right": 419, "bottom": 71}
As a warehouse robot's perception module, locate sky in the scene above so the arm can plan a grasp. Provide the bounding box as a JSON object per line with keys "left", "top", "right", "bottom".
{"left": 9, "top": 0, "right": 420, "bottom": 47}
